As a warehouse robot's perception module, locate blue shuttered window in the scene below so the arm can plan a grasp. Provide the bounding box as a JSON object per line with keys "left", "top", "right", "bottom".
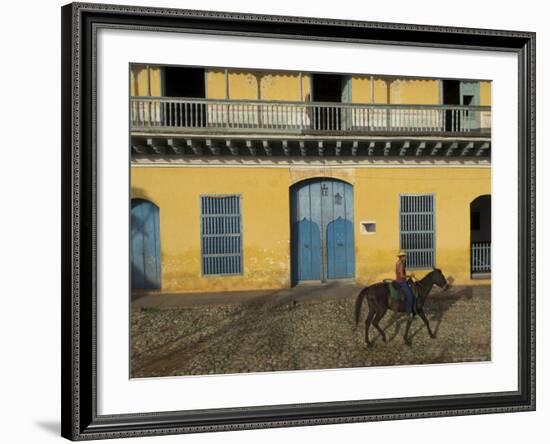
{"left": 201, "top": 195, "right": 242, "bottom": 275}
{"left": 399, "top": 194, "right": 435, "bottom": 269}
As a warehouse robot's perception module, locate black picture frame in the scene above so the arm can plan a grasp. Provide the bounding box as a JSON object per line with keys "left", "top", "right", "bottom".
{"left": 61, "top": 2, "right": 536, "bottom": 440}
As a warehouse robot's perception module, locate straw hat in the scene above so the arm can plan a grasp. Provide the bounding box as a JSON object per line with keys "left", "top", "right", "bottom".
{"left": 397, "top": 251, "right": 407, "bottom": 257}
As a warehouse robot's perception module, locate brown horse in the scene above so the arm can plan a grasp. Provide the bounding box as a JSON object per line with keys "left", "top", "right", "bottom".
{"left": 354, "top": 268, "right": 449, "bottom": 346}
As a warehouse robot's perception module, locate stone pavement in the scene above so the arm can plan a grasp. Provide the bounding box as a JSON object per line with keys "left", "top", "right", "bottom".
{"left": 131, "top": 284, "right": 491, "bottom": 378}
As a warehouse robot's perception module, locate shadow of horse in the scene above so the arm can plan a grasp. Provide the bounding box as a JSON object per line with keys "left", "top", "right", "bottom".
{"left": 373, "top": 286, "right": 474, "bottom": 344}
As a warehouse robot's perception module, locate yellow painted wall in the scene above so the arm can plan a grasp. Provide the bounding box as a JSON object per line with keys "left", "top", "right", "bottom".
{"left": 351, "top": 76, "right": 440, "bottom": 104}
{"left": 130, "top": 65, "right": 162, "bottom": 96}
{"left": 206, "top": 69, "right": 310, "bottom": 101}
{"left": 353, "top": 167, "right": 491, "bottom": 285}
{"left": 131, "top": 167, "right": 292, "bottom": 292}
{"left": 480, "top": 81, "right": 492, "bottom": 106}
{"left": 389, "top": 79, "right": 440, "bottom": 105}
{"left": 131, "top": 166, "right": 491, "bottom": 293}
{"left": 149, "top": 67, "right": 162, "bottom": 96}
{"left": 351, "top": 77, "right": 390, "bottom": 104}
{"left": 351, "top": 76, "right": 371, "bottom": 103}
{"left": 260, "top": 72, "right": 310, "bottom": 101}
{"left": 227, "top": 71, "right": 259, "bottom": 100}
{"left": 205, "top": 69, "right": 226, "bottom": 99}
{"left": 130, "top": 65, "right": 147, "bottom": 96}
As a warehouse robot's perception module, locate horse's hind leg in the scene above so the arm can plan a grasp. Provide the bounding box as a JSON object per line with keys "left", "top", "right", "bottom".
{"left": 418, "top": 309, "right": 435, "bottom": 338}
{"left": 372, "top": 307, "right": 388, "bottom": 342}
{"left": 364, "top": 309, "right": 375, "bottom": 347}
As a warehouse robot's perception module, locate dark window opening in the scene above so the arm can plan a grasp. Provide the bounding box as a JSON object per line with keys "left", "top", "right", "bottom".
{"left": 163, "top": 66, "right": 206, "bottom": 127}
{"left": 362, "top": 222, "right": 376, "bottom": 234}
{"left": 470, "top": 195, "right": 491, "bottom": 274}
{"left": 470, "top": 195, "right": 491, "bottom": 242}
{"left": 312, "top": 74, "right": 344, "bottom": 102}
{"left": 443, "top": 80, "right": 461, "bottom": 132}
{"left": 311, "top": 74, "right": 344, "bottom": 131}
{"left": 462, "top": 95, "right": 474, "bottom": 106}
{"left": 471, "top": 211, "right": 481, "bottom": 231}
{"left": 163, "top": 67, "right": 205, "bottom": 98}
{"left": 442, "top": 80, "right": 460, "bottom": 105}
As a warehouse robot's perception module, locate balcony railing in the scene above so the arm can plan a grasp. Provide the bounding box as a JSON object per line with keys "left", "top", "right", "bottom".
{"left": 130, "top": 97, "right": 491, "bottom": 136}
{"left": 471, "top": 242, "right": 491, "bottom": 273}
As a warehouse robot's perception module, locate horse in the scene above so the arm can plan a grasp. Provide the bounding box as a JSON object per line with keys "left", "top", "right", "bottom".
{"left": 354, "top": 268, "right": 449, "bottom": 347}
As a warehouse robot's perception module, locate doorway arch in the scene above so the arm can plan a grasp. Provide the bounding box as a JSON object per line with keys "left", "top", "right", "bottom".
{"left": 470, "top": 194, "right": 491, "bottom": 275}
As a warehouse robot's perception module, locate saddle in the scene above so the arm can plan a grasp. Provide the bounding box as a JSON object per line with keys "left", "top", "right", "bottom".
{"left": 383, "top": 279, "right": 417, "bottom": 302}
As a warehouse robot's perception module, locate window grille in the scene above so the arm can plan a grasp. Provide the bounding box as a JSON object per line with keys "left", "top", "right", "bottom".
{"left": 200, "top": 195, "right": 242, "bottom": 275}
{"left": 399, "top": 194, "right": 435, "bottom": 269}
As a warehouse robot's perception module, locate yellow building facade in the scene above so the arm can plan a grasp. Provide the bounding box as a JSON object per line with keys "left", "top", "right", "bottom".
{"left": 129, "top": 65, "right": 492, "bottom": 293}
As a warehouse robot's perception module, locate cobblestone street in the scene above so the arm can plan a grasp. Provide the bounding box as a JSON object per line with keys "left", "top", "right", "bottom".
{"left": 130, "top": 284, "right": 490, "bottom": 378}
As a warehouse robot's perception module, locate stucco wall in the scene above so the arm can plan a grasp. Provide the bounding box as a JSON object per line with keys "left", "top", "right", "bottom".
{"left": 131, "top": 167, "right": 292, "bottom": 292}
{"left": 480, "top": 80, "right": 492, "bottom": 106}
{"left": 353, "top": 167, "right": 491, "bottom": 285}
{"left": 206, "top": 69, "right": 311, "bottom": 101}
{"left": 351, "top": 76, "right": 440, "bottom": 104}
{"left": 131, "top": 165, "right": 491, "bottom": 293}
{"left": 130, "top": 65, "right": 162, "bottom": 96}
{"left": 131, "top": 66, "right": 490, "bottom": 108}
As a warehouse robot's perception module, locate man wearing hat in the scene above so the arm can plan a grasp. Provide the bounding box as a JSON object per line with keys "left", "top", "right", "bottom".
{"left": 396, "top": 251, "right": 415, "bottom": 315}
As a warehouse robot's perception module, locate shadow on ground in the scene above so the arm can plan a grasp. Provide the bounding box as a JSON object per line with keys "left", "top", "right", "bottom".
{"left": 373, "top": 286, "right": 474, "bottom": 344}
{"left": 131, "top": 284, "right": 489, "bottom": 378}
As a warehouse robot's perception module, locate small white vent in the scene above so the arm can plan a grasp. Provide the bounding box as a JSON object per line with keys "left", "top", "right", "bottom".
{"left": 360, "top": 221, "right": 376, "bottom": 234}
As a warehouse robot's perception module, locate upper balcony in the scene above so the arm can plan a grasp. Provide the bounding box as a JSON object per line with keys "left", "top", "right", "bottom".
{"left": 130, "top": 97, "right": 491, "bottom": 138}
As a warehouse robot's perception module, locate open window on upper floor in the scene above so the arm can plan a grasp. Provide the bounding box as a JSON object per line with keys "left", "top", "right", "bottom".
{"left": 312, "top": 74, "right": 344, "bottom": 102}
{"left": 442, "top": 80, "right": 481, "bottom": 132}
{"left": 442, "top": 79, "right": 480, "bottom": 106}
{"left": 163, "top": 66, "right": 205, "bottom": 98}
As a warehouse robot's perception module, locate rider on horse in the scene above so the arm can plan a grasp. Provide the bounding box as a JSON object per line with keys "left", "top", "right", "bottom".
{"left": 395, "top": 251, "right": 415, "bottom": 316}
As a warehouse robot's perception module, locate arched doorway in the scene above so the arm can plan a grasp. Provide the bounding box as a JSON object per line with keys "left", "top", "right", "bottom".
{"left": 470, "top": 195, "right": 491, "bottom": 276}
{"left": 131, "top": 199, "right": 161, "bottom": 289}
{"left": 290, "top": 178, "right": 355, "bottom": 284}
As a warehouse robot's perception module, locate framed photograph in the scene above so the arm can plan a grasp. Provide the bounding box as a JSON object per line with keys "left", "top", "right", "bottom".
{"left": 61, "top": 2, "right": 535, "bottom": 440}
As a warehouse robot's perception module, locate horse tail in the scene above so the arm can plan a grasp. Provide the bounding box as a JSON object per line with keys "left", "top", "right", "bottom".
{"left": 355, "top": 287, "right": 369, "bottom": 327}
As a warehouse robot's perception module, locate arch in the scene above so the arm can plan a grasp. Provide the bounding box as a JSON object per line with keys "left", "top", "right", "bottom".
{"left": 131, "top": 198, "right": 161, "bottom": 290}
{"left": 290, "top": 175, "right": 354, "bottom": 188}
{"left": 290, "top": 178, "right": 355, "bottom": 284}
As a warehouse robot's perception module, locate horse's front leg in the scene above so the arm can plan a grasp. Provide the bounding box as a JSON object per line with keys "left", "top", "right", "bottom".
{"left": 418, "top": 309, "right": 435, "bottom": 338}
{"left": 372, "top": 309, "right": 387, "bottom": 343}
{"left": 403, "top": 314, "right": 414, "bottom": 346}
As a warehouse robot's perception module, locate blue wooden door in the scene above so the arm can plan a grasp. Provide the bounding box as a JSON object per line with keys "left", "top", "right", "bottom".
{"left": 131, "top": 199, "right": 161, "bottom": 289}
{"left": 291, "top": 179, "right": 354, "bottom": 283}
{"left": 323, "top": 180, "right": 355, "bottom": 279}
{"left": 291, "top": 180, "right": 322, "bottom": 282}
{"left": 327, "top": 217, "right": 355, "bottom": 279}
{"left": 293, "top": 218, "right": 321, "bottom": 281}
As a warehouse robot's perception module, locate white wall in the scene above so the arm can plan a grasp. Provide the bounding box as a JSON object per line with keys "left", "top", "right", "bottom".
{"left": 0, "top": 0, "right": 546, "bottom": 443}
